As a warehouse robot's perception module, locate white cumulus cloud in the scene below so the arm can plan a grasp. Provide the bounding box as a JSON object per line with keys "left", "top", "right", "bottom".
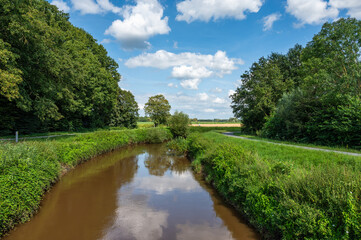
{"left": 176, "top": 0, "right": 263, "bottom": 23}
{"left": 263, "top": 13, "right": 281, "bottom": 31}
{"left": 286, "top": 0, "right": 339, "bottom": 26}
{"left": 329, "top": 0, "right": 361, "bottom": 19}
{"left": 126, "top": 50, "right": 243, "bottom": 89}
{"left": 51, "top": 0, "right": 70, "bottom": 12}
{"left": 71, "top": 0, "right": 102, "bottom": 14}
{"left": 172, "top": 66, "right": 212, "bottom": 79}
{"left": 180, "top": 79, "right": 202, "bottom": 90}
{"left": 198, "top": 93, "right": 209, "bottom": 101}
{"left": 71, "top": 0, "right": 121, "bottom": 14}
{"left": 105, "top": 0, "right": 170, "bottom": 50}
{"left": 213, "top": 97, "right": 226, "bottom": 104}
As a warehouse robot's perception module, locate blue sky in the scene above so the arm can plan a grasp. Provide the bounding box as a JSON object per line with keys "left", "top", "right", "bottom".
{"left": 48, "top": 0, "right": 361, "bottom": 119}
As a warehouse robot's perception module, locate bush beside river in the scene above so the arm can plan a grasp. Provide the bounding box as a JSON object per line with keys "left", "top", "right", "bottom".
{"left": 0, "top": 128, "right": 172, "bottom": 237}
{"left": 173, "top": 132, "right": 361, "bottom": 239}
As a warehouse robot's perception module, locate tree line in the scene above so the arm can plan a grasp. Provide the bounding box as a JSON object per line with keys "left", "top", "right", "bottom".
{"left": 0, "top": 0, "right": 139, "bottom": 135}
{"left": 231, "top": 18, "right": 361, "bottom": 148}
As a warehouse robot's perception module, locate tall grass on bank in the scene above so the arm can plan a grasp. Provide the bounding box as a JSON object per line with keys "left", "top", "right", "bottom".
{"left": 173, "top": 132, "right": 361, "bottom": 239}
{"left": 0, "top": 128, "right": 172, "bottom": 237}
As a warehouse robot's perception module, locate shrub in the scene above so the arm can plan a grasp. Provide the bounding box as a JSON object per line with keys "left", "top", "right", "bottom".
{"left": 263, "top": 91, "right": 361, "bottom": 149}
{"left": 167, "top": 137, "right": 188, "bottom": 155}
{"left": 168, "top": 111, "right": 190, "bottom": 138}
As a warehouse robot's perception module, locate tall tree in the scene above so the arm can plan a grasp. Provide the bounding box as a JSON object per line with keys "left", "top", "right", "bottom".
{"left": 263, "top": 18, "right": 361, "bottom": 147}
{"left": 231, "top": 44, "right": 303, "bottom": 132}
{"left": 110, "top": 89, "right": 139, "bottom": 129}
{"left": 144, "top": 95, "right": 171, "bottom": 127}
{"left": 0, "top": 0, "right": 121, "bottom": 134}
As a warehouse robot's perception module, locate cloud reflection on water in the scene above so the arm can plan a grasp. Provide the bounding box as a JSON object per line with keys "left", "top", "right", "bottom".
{"left": 101, "top": 188, "right": 168, "bottom": 240}
{"left": 135, "top": 171, "right": 201, "bottom": 194}
{"left": 176, "top": 222, "right": 233, "bottom": 240}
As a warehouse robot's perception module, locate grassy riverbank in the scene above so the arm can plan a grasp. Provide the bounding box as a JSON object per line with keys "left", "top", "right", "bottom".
{"left": 233, "top": 133, "right": 361, "bottom": 154}
{"left": 0, "top": 128, "right": 172, "bottom": 237}
{"left": 174, "top": 132, "right": 361, "bottom": 239}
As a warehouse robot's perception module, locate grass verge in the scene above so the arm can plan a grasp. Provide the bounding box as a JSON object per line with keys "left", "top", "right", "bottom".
{"left": 171, "top": 131, "right": 361, "bottom": 239}
{"left": 0, "top": 127, "right": 172, "bottom": 237}
{"left": 233, "top": 133, "right": 361, "bottom": 154}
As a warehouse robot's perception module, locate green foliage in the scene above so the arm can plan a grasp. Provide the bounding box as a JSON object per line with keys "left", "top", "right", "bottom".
{"left": 185, "top": 132, "right": 361, "bottom": 239}
{"left": 0, "top": 128, "right": 172, "bottom": 237}
{"left": 0, "top": 0, "right": 123, "bottom": 134}
{"left": 232, "top": 18, "right": 361, "bottom": 149}
{"left": 167, "top": 137, "right": 188, "bottom": 155}
{"left": 0, "top": 39, "right": 23, "bottom": 101}
{"left": 168, "top": 111, "right": 190, "bottom": 138}
{"left": 263, "top": 18, "right": 361, "bottom": 149}
{"left": 110, "top": 89, "right": 139, "bottom": 129}
{"left": 144, "top": 94, "right": 171, "bottom": 127}
{"left": 231, "top": 45, "right": 303, "bottom": 132}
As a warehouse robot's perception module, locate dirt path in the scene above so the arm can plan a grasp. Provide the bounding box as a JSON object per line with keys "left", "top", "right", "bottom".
{"left": 222, "top": 132, "right": 361, "bottom": 157}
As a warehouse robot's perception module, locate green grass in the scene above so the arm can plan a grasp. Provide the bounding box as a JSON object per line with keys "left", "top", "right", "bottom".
{"left": 233, "top": 133, "right": 361, "bottom": 154}
{"left": 189, "top": 126, "right": 241, "bottom": 133}
{"left": 174, "top": 131, "right": 361, "bottom": 239}
{"left": 0, "top": 128, "right": 172, "bottom": 237}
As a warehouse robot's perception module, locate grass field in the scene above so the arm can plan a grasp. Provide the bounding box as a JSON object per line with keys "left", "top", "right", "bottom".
{"left": 233, "top": 133, "right": 361, "bottom": 154}
{"left": 170, "top": 131, "right": 361, "bottom": 239}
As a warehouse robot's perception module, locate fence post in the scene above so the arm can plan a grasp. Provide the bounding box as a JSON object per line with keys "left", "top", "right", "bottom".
{"left": 15, "top": 131, "right": 18, "bottom": 143}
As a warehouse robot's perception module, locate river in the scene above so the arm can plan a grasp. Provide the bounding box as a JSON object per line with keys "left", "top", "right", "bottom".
{"left": 4, "top": 143, "right": 259, "bottom": 240}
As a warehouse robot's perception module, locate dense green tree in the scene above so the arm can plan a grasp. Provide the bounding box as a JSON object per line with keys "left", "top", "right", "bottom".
{"left": 144, "top": 95, "right": 171, "bottom": 127}
{"left": 263, "top": 18, "right": 361, "bottom": 147}
{"left": 168, "top": 111, "right": 190, "bottom": 138}
{"left": 231, "top": 44, "right": 302, "bottom": 132}
{"left": 301, "top": 18, "right": 361, "bottom": 97}
{"left": 0, "top": 0, "right": 122, "bottom": 134}
{"left": 0, "top": 39, "right": 22, "bottom": 101}
{"left": 110, "top": 89, "right": 139, "bottom": 129}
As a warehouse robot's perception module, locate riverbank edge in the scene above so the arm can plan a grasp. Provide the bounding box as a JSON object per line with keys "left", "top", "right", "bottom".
{"left": 178, "top": 132, "right": 361, "bottom": 240}
{"left": 0, "top": 128, "right": 172, "bottom": 238}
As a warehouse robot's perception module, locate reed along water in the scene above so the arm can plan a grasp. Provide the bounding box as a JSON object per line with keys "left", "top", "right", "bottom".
{"left": 4, "top": 144, "right": 260, "bottom": 240}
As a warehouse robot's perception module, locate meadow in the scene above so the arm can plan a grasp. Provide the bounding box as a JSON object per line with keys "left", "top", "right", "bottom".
{"left": 170, "top": 131, "right": 361, "bottom": 239}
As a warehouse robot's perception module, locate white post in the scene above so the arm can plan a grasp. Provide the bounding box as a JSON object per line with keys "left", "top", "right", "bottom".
{"left": 15, "top": 131, "right": 18, "bottom": 143}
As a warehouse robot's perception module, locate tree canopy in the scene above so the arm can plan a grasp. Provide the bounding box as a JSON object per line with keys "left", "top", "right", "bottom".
{"left": 110, "top": 89, "right": 139, "bottom": 129}
{"left": 144, "top": 95, "right": 171, "bottom": 126}
{"left": 0, "top": 0, "right": 129, "bottom": 134}
{"left": 231, "top": 18, "right": 361, "bottom": 148}
{"left": 231, "top": 44, "right": 303, "bottom": 132}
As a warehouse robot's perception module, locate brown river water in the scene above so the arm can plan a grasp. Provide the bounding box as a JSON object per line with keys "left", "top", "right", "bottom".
{"left": 4, "top": 144, "right": 260, "bottom": 240}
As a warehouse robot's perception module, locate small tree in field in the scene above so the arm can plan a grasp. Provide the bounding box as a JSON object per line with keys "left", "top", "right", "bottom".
{"left": 168, "top": 111, "right": 190, "bottom": 138}
{"left": 144, "top": 94, "right": 171, "bottom": 126}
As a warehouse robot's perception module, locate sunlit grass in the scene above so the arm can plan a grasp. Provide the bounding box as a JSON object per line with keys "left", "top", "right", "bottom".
{"left": 233, "top": 133, "right": 361, "bottom": 154}
{"left": 181, "top": 132, "right": 361, "bottom": 239}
